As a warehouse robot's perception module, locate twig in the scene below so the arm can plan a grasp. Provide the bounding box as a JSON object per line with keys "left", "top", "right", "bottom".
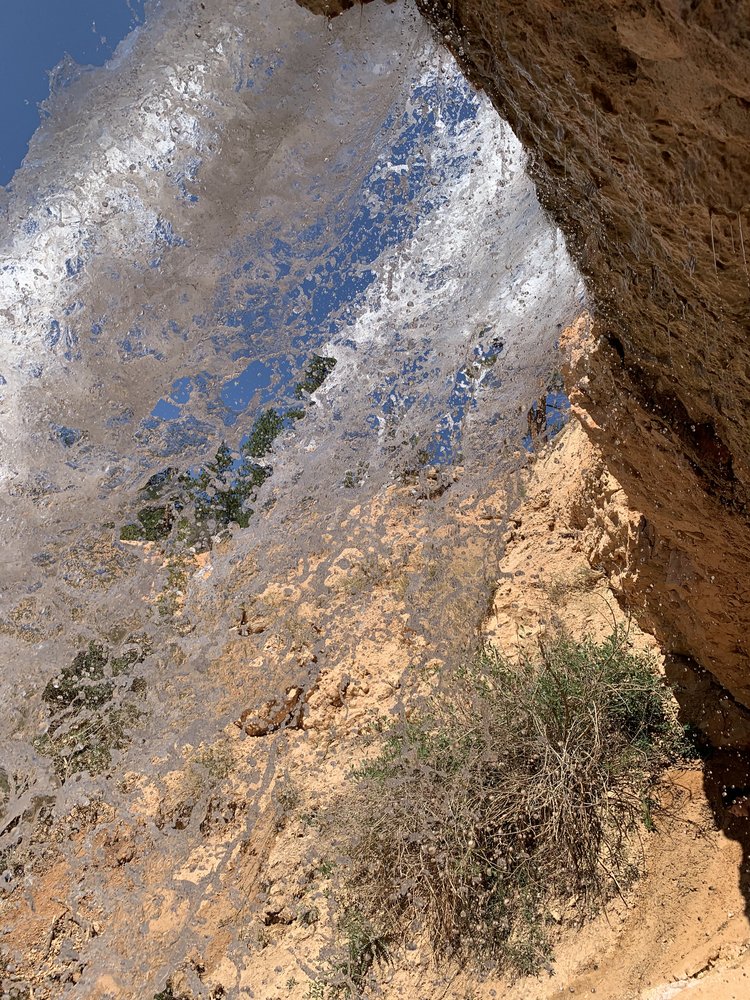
{"left": 709, "top": 210, "right": 718, "bottom": 278}
{"left": 739, "top": 212, "right": 750, "bottom": 288}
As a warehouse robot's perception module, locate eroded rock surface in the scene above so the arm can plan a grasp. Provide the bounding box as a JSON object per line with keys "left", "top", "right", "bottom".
{"left": 296, "top": 0, "right": 750, "bottom": 718}
{"left": 404, "top": 0, "right": 750, "bottom": 720}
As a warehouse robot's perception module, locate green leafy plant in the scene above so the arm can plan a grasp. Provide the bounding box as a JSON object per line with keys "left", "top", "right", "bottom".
{"left": 295, "top": 355, "right": 337, "bottom": 398}
{"left": 305, "top": 910, "right": 391, "bottom": 998}
{"left": 331, "top": 911, "right": 391, "bottom": 996}
{"left": 119, "top": 504, "right": 172, "bottom": 542}
{"left": 34, "top": 640, "right": 148, "bottom": 782}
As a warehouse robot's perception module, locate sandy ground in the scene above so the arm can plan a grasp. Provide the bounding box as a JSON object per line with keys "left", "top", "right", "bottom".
{"left": 2, "top": 420, "right": 749, "bottom": 998}
{"left": 477, "top": 423, "right": 750, "bottom": 1000}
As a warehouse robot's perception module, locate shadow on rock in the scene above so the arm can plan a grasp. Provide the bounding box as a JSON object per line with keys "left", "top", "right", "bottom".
{"left": 666, "top": 653, "right": 750, "bottom": 917}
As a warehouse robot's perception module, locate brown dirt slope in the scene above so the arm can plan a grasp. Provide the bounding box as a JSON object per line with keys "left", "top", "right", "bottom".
{"left": 479, "top": 418, "right": 750, "bottom": 1000}
{"left": 5, "top": 418, "right": 748, "bottom": 998}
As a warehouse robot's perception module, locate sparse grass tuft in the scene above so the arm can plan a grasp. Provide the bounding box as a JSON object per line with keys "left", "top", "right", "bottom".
{"left": 545, "top": 565, "right": 602, "bottom": 604}
{"left": 305, "top": 910, "right": 392, "bottom": 998}
{"left": 332, "top": 627, "right": 692, "bottom": 977}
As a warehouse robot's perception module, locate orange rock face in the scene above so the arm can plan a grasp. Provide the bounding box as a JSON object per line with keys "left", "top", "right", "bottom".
{"left": 412, "top": 0, "right": 750, "bottom": 720}
{"left": 302, "top": 0, "right": 750, "bottom": 725}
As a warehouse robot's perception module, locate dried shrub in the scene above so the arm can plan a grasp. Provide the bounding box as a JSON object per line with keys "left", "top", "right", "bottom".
{"left": 332, "top": 628, "right": 692, "bottom": 976}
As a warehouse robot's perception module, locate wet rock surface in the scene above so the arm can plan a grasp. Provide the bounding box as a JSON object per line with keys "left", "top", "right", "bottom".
{"left": 295, "top": 0, "right": 395, "bottom": 14}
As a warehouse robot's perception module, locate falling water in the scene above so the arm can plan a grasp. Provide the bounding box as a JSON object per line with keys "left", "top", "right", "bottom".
{"left": 0, "top": 0, "right": 583, "bottom": 993}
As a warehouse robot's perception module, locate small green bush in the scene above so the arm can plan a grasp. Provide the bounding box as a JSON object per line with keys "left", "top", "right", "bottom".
{"left": 119, "top": 504, "right": 174, "bottom": 542}
{"left": 35, "top": 640, "right": 148, "bottom": 782}
{"left": 42, "top": 642, "right": 112, "bottom": 711}
{"left": 334, "top": 628, "right": 692, "bottom": 977}
{"left": 295, "top": 355, "right": 337, "bottom": 399}
{"left": 34, "top": 703, "right": 142, "bottom": 781}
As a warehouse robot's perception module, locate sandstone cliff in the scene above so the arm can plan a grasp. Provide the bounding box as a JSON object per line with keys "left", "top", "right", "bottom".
{"left": 410, "top": 0, "right": 750, "bottom": 733}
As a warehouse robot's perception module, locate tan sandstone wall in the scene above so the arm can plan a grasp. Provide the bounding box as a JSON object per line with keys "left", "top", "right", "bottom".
{"left": 412, "top": 0, "right": 750, "bottom": 717}
{"left": 300, "top": 0, "right": 750, "bottom": 723}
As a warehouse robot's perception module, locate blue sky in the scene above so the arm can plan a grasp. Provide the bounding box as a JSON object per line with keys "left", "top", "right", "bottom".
{"left": 0, "top": 0, "right": 144, "bottom": 186}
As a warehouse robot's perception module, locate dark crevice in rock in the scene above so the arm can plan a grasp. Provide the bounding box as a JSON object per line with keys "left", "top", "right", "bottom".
{"left": 666, "top": 653, "right": 750, "bottom": 751}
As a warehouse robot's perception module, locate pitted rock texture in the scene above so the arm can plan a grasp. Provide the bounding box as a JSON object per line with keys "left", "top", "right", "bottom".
{"left": 405, "top": 0, "right": 750, "bottom": 720}
{"left": 565, "top": 317, "right": 750, "bottom": 716}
